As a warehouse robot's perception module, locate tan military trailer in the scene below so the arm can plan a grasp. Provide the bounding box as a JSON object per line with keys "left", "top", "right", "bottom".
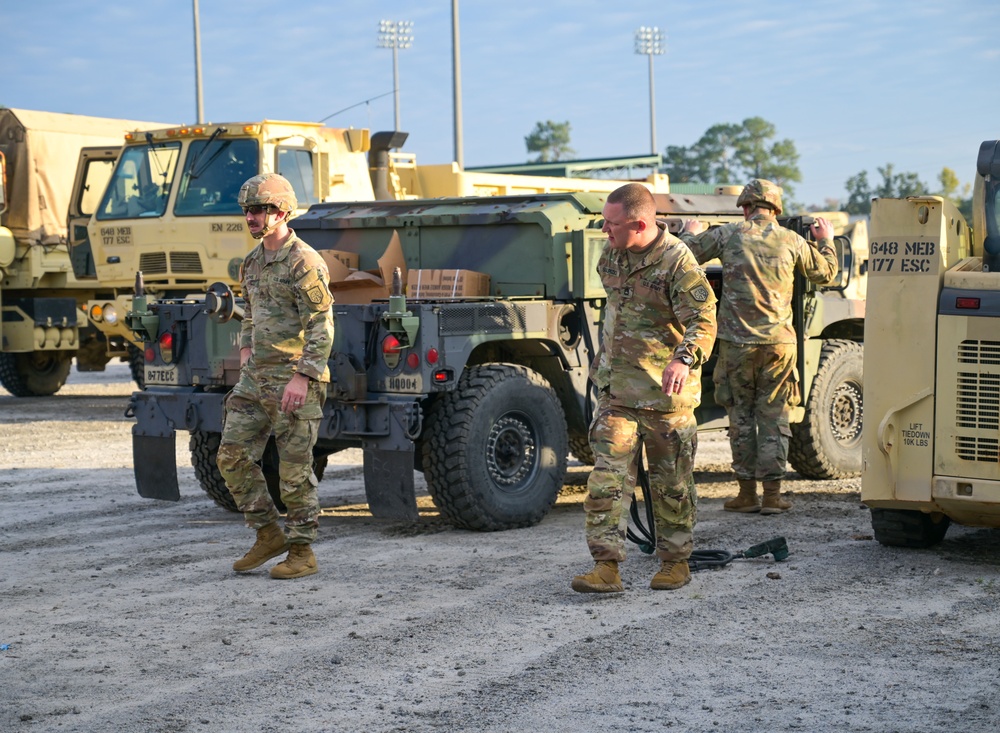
{"left": 0, "top": 108, "right": 166, "bottom": 395}
{"left": 862, "top": 139, "right": 1000, "bottom": 546}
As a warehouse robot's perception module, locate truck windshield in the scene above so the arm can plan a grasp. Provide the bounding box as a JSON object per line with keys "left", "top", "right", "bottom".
{"left": 95, "top": 141, "right": 180, "bottom": 221}
{"left": 174, "top": 138, "right": 258, "bottom": 216}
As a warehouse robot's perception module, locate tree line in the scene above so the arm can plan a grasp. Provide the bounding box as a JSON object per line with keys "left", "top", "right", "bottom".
{"left": 524, "top": 119, "right": 973, "bottom": 219}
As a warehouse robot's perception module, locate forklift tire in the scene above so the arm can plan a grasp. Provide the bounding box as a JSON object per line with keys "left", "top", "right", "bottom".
{"left": 870, "top": 508, "right": 951, "bottom": 548}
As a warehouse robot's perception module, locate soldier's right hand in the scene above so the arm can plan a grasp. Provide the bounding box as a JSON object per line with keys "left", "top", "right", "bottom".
{"left": 811, "top": 217, "right": 834, "bottom": 241}
{"left": 683, "top": 219, "right": 706, "bottom": 236}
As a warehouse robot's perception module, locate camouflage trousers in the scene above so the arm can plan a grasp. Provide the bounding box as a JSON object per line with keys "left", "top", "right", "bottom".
{"left": 583, "top": 400, "right": 698, "bottom": 563}
{"left": 216, "top": 370, "right": 324, "bottom": 543}
{"left": 713, "top": 340, "right": 799, "bottom": 482}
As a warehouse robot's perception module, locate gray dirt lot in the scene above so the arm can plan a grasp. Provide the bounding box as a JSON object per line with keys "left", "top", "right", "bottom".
{"left": 2, "top": 365, "right": 999, "bottom": 733}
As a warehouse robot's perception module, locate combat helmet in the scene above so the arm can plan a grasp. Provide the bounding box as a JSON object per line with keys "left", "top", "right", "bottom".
{"left": 237, "top": 173, "right": 298, "bottom": 214}
{"left": 736, "top": 178, "right": 783, "bottom": 215}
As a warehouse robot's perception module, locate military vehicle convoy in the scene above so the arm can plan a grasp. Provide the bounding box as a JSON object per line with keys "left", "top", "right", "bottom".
{"left": 862, "top": 139, "right": 1000, "bottom": 547}
{"left": 127, "top": 188, "right": 867, "bottom": 530}
{"left": 82, "top": 122, "right": 669, "bottom": 386}
{"left": 0, "top": 108, "right": 167, "bottom": 396}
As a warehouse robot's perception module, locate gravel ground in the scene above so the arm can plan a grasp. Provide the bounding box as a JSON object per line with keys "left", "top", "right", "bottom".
{"left": 2, "top": 364, "right": 999, "bottom": 732}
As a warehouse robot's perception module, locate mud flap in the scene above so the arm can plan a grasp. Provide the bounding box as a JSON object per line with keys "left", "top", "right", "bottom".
{"left": 363, "top": 446, "right": 419, "bottom": 521}
{"left": 132, "top": 431, "right": 180, "bottom": 501}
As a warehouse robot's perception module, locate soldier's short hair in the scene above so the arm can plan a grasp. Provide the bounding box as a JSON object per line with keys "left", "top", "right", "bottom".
{"left": 607, "top": 183, "right": 656, "bottom": 222}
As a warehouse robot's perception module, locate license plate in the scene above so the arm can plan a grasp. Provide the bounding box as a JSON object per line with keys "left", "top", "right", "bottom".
{"left": 145, "top": 365, "right": 179, "bottom": 385}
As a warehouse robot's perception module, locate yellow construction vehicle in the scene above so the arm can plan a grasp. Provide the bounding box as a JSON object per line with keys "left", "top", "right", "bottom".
{"left": 862, "top": 139, "right": 1000, "bottom": 546}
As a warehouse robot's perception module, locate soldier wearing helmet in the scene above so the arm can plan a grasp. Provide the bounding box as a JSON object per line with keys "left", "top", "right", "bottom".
{"left": 217, "top": 173, "right": 334, "bottom": 580}
{"left": 681, "top": 179, "right": 837, "bottom": 515}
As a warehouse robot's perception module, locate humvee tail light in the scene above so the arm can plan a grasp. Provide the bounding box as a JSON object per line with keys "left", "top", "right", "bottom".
{"left": 425, "top": 347, "right": 439, "bottom": 365}
{"left": 382, "top": 334, "right": 402, "bottom": 368}
{"left": 433, "top": 370, "right": 450, "bottom": 383}
{"left": 955, "top": 297, "right": 981, "bottom": 310}
{"left": 144, "top": 346, "right": 155, "bottom": 363}
{"left": 406, "top": 352, "right": 420, "bottom": 369}
{"left": 159, "top": 332, "right": 175, "bottom": 363}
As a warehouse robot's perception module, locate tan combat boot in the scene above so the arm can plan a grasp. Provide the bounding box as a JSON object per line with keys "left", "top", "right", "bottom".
{"left": 650, "top": 559, "right": 691, "bottom": 590}
{"left": 233, "top": 523, "right": 289, "bottom": 572}
{"left": 270, "top": 543, "right": 318, "bottom": 579}
{"left": 760, "top": 480, "right": 792, "bottom": 515}
{"left": 723, "top": 479, "right": 761, "bottom": 513}
{"left": 571, "top": 560, "right": 624, "bottom": 593}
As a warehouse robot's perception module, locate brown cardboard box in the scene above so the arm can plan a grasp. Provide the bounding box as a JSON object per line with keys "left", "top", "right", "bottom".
{"left": 407, "top": 269, "right": 491, "bottom": 299}
{"left": 319, "top": 249, "right": 359, "bottom": 272}
{"left": 328, "top": 231, "right": 407, "bottom": 305}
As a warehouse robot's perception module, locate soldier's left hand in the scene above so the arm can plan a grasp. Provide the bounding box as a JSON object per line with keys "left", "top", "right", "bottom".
{"left": 281, "top": 373, "right": 310, "bottom": 413}
{"left": 661, "top": 361, "right": 690, "bottom": 395}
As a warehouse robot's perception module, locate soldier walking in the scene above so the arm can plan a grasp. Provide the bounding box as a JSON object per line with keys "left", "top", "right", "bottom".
{"left": 216, "top": 173, "right": 334, "bottom": 578}
{"left": 572, "top": 183, "right": 717, "bottom": 593}
{"left": 681, "top": 179, "right": 837, "bottom": 514}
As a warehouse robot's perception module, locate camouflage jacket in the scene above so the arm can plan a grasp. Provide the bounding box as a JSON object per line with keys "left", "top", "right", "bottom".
{"left": 591, "top": 222, "right": 717, "bottom": 412}
{"left": 239, "top": 230, "right": 335, "bottom": 382}
{"left": 680, "top": 213, "right": 837, "bottom": 344}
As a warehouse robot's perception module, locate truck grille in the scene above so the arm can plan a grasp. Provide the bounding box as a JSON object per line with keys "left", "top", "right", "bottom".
{"left": 440, "top": 304, "right": 527, "bottom": 335}
{"left": 170, "top": 252, "right": 203, "bottom": 273}
{"left": 139, "top": 252, "right": 168, "bottom": 274}
{"left": 954, "top": 339, "right": 1000, "bottom": 462}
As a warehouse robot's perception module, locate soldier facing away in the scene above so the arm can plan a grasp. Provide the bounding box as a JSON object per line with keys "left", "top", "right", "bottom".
{"left": 572, "top": 183, "right": 717, "bottom": 593}
{"left": 216, "top": 173, "right": 335, "bottom": 579}
{"left": 681, "top": 179, "right": 837, "bottom": 514}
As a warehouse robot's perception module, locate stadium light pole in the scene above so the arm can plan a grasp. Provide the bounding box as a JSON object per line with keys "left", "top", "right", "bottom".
{"left": 378, "top": 20, "right": 414, "bottom": 132}
{"left": 634, "top": 26, "right": 665, "bottom": 155}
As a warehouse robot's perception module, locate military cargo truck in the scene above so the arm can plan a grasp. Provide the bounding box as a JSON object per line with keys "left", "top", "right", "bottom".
{"left": 862, "top": 139, "right": 1000, "bottom": 547}
{"left": 0, "top": 108, "right": 167, "bottom": 396}
{"left": 84, "top": 124, "right": 670, "bottom": 381}
{"left": 127, "top": 190, "right": 866, "bottom": 530}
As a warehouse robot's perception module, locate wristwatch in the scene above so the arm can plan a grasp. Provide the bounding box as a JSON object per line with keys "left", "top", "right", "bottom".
{"left": 676, "top": 353, "right": 695, "bottom": 367}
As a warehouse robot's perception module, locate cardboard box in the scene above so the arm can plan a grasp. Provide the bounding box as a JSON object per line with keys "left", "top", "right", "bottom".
{"left": 407, "top": 269, "right": 491, "bottom": 299}
{"left": 327, "top": 231, "right": 407, "bottom": 305}
{"left": 319, "top": 249, "right": 359, "bottom": 272}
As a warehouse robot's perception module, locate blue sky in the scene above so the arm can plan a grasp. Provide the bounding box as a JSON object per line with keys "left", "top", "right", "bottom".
{"left": 5, "top": 0, "right": 998, "bottom": 208}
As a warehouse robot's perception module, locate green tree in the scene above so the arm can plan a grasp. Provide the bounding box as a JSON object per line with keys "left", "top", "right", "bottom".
{"left": 524, "top": 120, "right": 575, "bottom": 163}
{"left": 662, "top": 117, "right": 801, "bottom": 197}
{"left": 841, "top": 165, "right": 929, "bottom": 216}
{"left": 938, "top": 167, "right": 973, "bottom": 221}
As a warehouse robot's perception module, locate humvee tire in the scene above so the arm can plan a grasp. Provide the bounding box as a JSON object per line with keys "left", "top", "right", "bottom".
{"left": 127, "top": 344, "right": 145, "bottom": 389}
{"left": 422, "top": 364, "right": 568, "bottom": 531}
{"left": 789, "top": 339, "right": 863, "bottom": 479}
{"left": 189, "top": 431, "right": 327, "bottom": 513}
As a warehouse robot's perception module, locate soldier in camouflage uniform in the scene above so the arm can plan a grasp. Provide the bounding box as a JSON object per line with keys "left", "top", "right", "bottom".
{"left": 572, "top": 183, "right": 717, "bottom": 594}
{"left": 216, "top": 173, "right": 335, "bottom": 579}
{"left": 681, "top": 179, "right": 837, "bottom": 514}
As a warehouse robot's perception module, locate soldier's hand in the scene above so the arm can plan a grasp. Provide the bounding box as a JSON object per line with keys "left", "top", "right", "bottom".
{"left": 683, "top": 219, "right": 706, "bottom": 236}
{"left": 661, "top": 361, "right": 689, "bottom": 395}
{"left": 811, "top": 217, "right": 834, "bottom": 241}
{"left": 281, "top": 373, "right": 310, "bottom": 413}
{"left": 239, "top": 346, "right": 252, "bottom": 368}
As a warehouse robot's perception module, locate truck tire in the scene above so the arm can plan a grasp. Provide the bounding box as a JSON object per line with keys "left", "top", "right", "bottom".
{"left": 789, "top": 339, "right": 863, "bottom": 479}
{"left": 0, "top": 350, "right": 73, "bottom": 397}
{"left": 189, "top": 431, "right": 327, "bottom": 513}
{"left": 870, "top": 508, "right": 951, "bottom": 548}
{"left": 422, "top": 364, "right": 568, "bottom": 531}
{"left": 127, "top": 344, "right": 145, "bottom": 389}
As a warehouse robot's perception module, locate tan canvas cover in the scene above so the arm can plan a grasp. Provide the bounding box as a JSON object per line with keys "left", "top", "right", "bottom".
{"left": 0, "top": 108, "right": 170, "bottom": 245}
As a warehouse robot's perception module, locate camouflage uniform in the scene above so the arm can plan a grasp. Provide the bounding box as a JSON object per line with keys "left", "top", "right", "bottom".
{"left": 216, "top": 230, "right": 334, "bottom": 542}
{"left": 680, "top": 200, "right": 837, "bottom": 481}
{"left": 585, "top": 222, "right": 717, "bottom": 562}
